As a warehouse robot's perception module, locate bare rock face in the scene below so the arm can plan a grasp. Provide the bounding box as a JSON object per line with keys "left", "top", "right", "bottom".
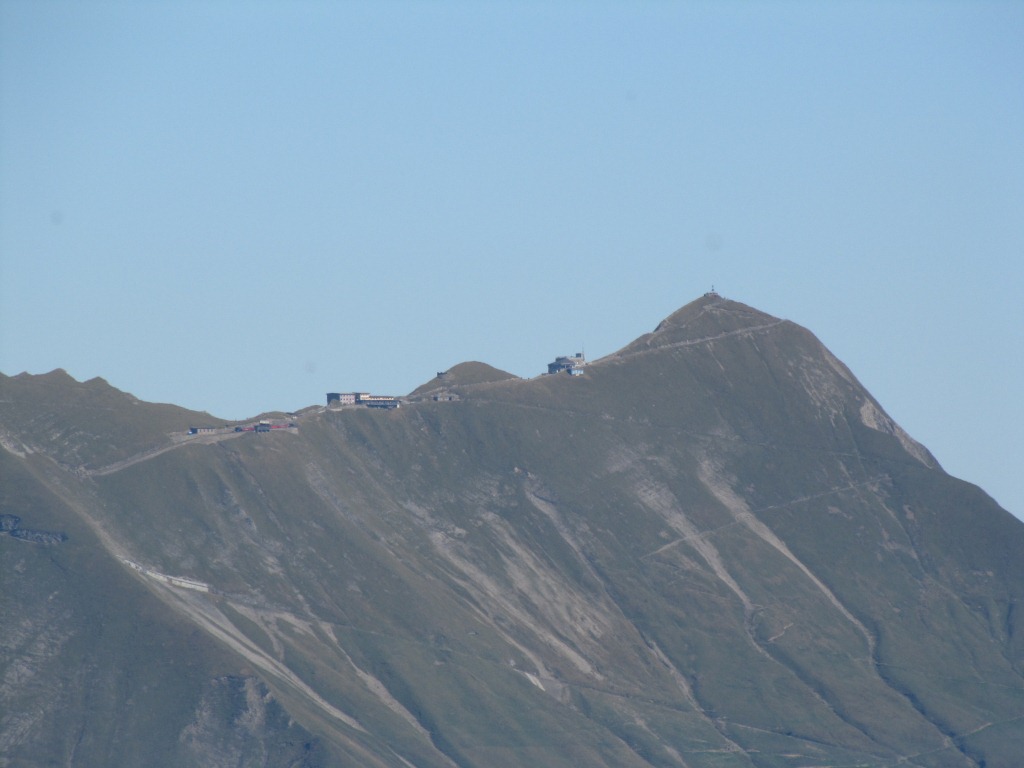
{"left": 2, "top": 295, "right": 1023, "bottom": 767}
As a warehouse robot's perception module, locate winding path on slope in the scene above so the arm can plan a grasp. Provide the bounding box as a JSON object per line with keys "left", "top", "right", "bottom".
{"left": 85, "top": 429, "right": 277, "bottom": 476}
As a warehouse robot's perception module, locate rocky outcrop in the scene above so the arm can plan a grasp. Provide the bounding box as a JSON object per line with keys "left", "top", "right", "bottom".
{"left": 0, "top": 513, "right": 65, "bottom": 545}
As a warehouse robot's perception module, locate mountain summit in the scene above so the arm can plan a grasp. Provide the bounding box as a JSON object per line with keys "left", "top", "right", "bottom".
{"left": 616, "top": 292, "right": 782, "bottom": 353}
{"left": 2, "top": 296, "right": 1022, "bottom": 767}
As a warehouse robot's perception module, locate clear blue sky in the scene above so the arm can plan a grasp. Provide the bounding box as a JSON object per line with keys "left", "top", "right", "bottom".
{"left": 2, "top": 1, "right": 1022, "bottom": 518}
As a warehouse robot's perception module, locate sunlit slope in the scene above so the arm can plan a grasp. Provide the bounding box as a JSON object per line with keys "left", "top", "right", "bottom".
{"left": 0, "top": 449, "right": 334, "bottom": 767}
{"left": 0, "top": 369, "right": 226, "bottom": 470}
{"left": 3, "top": 294, "right": 1023, "bottom": 767}
{"left": 408, "top": 361, "right": 519, "bottom": 397}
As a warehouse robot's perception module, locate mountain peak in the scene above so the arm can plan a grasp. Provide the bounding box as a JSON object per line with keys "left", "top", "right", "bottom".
{"left": 613, "top": 293, "right": 783, "bottom": 357}
{"left": 408, "top": 360, "right": 518, "bottom": 397}
{"left": 655, "top": 292, "right": 778, "bottom": 330}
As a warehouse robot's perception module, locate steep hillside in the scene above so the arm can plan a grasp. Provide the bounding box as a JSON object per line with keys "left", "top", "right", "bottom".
{"left": 2, "top": 295, "right": 1022, "bottom": 767}
{"left": 0, "top": 448, "right": 334, "bottom": 767}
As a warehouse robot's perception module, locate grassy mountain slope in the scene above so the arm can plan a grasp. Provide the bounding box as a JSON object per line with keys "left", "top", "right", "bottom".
{"left": 0, "top": 449, "right": 334, "bottom": 767}
{"left": 0, "top": 370, "right": 226, "bottom": 471}
{"left": 408, "top": 362, "right": 519, "bottom": 398}
{"left": 2, "top": 295, "right": 1022, "bottom": 767}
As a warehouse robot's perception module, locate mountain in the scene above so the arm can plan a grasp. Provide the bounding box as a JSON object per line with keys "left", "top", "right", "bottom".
{"left": 408, "top": 361, "right": 519, "bottom": 398}
{"left": 2, "top": 294, "right": 1023, "bottom": 767}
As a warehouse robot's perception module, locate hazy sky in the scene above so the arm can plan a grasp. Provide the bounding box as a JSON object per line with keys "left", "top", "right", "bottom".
{"left": 2, "top": 1, "right": 1021, "bottom": 518}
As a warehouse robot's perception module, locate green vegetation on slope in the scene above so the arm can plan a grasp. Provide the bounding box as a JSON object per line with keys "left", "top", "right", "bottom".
{"left": 2, "top": 295, "right": 1022, "bottom": 767}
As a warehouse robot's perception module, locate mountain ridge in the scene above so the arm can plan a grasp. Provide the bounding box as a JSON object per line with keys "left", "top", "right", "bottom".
{"left": 2, "top": 295, "right": 1022, "bottom": 767}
